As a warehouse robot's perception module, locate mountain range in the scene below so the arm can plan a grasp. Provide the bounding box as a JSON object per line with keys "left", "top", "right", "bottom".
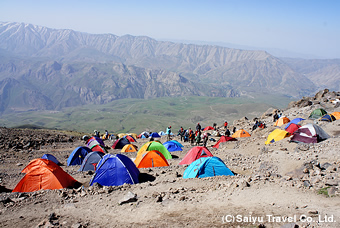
{"left": 0, "top": 21, "right": 339, "bottom": 115}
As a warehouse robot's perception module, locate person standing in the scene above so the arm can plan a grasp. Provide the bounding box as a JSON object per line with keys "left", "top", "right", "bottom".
{"left": 196, "top": 123, "right": 202, "bottom": 132}
{"left": 166, "top": 126, "right": 172, "bottom": 141}
{"left": 224, "top": 121, "right": 228, "bottom": 130}
{"left": 189, "top": 128, "right": 195, "bottom": 146}
{"left": 195, "top": 130, "right": 201, "bottom": 146}
{"left": 179, "top": 126, "right": 184, "bottom": 141}
{"left": 202, "top": 132, "right": 208, "bottom": 147}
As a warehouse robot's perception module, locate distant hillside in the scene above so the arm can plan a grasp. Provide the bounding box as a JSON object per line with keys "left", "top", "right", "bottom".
{"left": 281, "top": 58, "right": 340, "bottom": 91}
{"left": 0, "top": 21, "right": 330, "bottom": 114}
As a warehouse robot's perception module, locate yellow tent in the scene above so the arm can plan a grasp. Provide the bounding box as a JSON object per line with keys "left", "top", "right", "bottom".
{"left": 274, "top": 117, "right": 290, "bottom": 127}
{"left": 117, "top": 133, "right": 127, "bottom": 138}
{"left": 265, "top": 129, "right": 291, "bottom": 145}
{"left": 121, "top": 144, "right": 138, "bottom": 152}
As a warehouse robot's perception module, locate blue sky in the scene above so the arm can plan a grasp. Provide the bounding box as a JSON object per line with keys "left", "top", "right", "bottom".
{"left": 1, "top": 0, "right": 339, "bottom": 58}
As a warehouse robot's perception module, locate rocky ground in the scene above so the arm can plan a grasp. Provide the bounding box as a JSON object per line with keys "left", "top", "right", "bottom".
{"left": 0, "top": 90, "right": 340, "bottom": 228}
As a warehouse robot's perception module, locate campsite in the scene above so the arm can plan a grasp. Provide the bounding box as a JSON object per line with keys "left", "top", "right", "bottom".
{"left": 0, "top": 89, "right": 340, "bottom": 228}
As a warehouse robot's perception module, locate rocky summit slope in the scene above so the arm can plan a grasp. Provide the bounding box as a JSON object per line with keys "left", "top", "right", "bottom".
{"left": 0, "top": 90, "right": 340, "bottom": 228}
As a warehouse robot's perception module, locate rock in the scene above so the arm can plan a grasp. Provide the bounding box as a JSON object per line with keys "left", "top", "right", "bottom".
{"left": 118, "top": 191, "right": 137, "bottom": 205}
{"left": 303, "top": 180, "right": 311, "bottom": 188}
{"left": 320, "top": 162, "right": 332, "bottom": 170}
{"left": 71, "top": 223, "right": 83, "bottom": 228}
{"left": 179, "top": 196, "right": 186, "bottom": 201}
{"left": 327, "top": 187, "right": 337, "bottom": 196}
{"left": 88, "top": 182, "right": 102, "bottom": 193}
{"left": 315, "top": 89, "right": 329, "bottom": 100}
{"left": 156, "top": 195, "right": 163, "bottom": 202}
{"left": 325, "top": 180, "right": 338, "bottom": 186}
{"left": 297, "top": 144, "right": 310, "bottom": 151}
{"left": 308, "top": 210, "right": 318, "bottom": 215}
{"left": 16, "top": 163, "right": 23, "bottom": 166}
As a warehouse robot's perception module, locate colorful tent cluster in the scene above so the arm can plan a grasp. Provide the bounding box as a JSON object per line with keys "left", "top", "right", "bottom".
{"left": 274, "top": 116, "right": 290, "bottom": 127}
{"left": 13, "top": 159, "right": 78, "bottom": 192}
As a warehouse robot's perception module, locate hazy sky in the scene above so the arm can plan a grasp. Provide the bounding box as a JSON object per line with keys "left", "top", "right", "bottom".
{"left": 1, "top": 0, "right": 339, "bottom": 58}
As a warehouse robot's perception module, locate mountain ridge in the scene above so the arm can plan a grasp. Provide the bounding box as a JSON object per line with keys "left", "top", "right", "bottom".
{"left": 1, "top": 21, "right": 338, "bottom": 114}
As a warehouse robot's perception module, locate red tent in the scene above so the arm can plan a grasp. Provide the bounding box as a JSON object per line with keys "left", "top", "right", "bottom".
{"left": 125, "top": 135, "right": 137, "bottom": 142}
{"left": 179, "top": 146, "right": 213, "bottom": 165}
{"left": 91, "top": 145, "right": 107, "bottom": 153}
{"left": 13, "top": 159, "right": 78, "bottom": 192}
{"left": 285, "top": 123, "right": 301, "bottom": 134}
{"left": 213, "top": 136, "right": 237, "bottom": 148}
{"left": 203, "top": 126, "right": 214, "bottom": 131}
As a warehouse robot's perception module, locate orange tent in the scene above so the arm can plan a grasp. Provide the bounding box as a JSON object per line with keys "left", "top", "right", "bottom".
{"left": 121, "top": 144, "right": 138, "bottom": 152}
{"left": 134, "top": 150, "right": 169, "bottom": 168}
{"left": 13, "top": 159, "right": 78, "bottom": 192}
{"left": 331, "top": 112, "right": 340, "bottom": 120}
{"left": 274, "top": 117, "right": 290, "bottom": 127}
{"left": 232, "top": 129, "right": 251, "bottom": 138}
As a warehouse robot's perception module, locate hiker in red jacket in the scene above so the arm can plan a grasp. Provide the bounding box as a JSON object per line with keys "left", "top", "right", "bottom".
{"left": 224, "top": 121, "right": 228, "bottom": 129}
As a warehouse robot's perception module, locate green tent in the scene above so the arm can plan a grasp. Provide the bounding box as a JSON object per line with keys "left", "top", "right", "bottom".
{"left": 147, "top": 142, "right": 172, "bottom": 159}
{"left": 309, "top": 108, "right": 327, "bottom": 119}
{"left": 137, "top": 141, "right": 172, "bottom": 159}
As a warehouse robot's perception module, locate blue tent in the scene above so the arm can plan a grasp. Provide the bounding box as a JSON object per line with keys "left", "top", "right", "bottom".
{"left": 41, "top": 154, "right": 60, "bottom": 165}
{"left": 168, "top": 140, "right": 183, "bottom": 147}
{"left": 183, "top": 157, "right": 234, "bottom": 179}
{"left": 78, "top": 151, "right": 104, "bottom": 171}
{"left": 163, "top": 141, "right": 183, "bottom": 152}
{"left": 150, "top": 132, "right": 161, "bottom": 138}
{"left": 158, "top": 131, "right": 166, "bottom": 136}
{"left": 89, "top": 154, "right": 139, "bottom": 186}
{"left": 285, "top": 118, "right": 305, "bottom": 129}
{"left": 320, "top": 114, "right": 336, "bottom": 122}
{"left": 67, "top": 146, "right": 92, "bottom": 166}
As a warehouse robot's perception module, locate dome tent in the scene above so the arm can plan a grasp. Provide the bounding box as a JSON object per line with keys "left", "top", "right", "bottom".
{"left": 265, "top": 129, "right": 290, "bottom": 145}
{"left": 163, "top": 141, "right": 183, "bottom": 152}
{"left": 13, "top": 159, "right": 78, "bottom": 192}
{"left": 89, "top": 154, "right": 139, "bottom": 187}
{"left": 134, "top": 150, "right": 169, "bottom": 168}
{"left": 67, "top": 146, "right": 92, "bottom": 166}
{"left": 78, "top": 151, "right": 104, "bottom": 171}
{"left": 291, "top": 124, "right": 330, "bottom": 144}
{"left": 309, "top": 108, "right": 327, "bottom": 119}
{"left": 212, "top": 136, "right": 237, "bottom": 149}
{"left": 183, "top": 157, "right": 234, "bottom": 179}
{"left": 137, "top": 141, "right": 172, "bottom": 159}
{"left": 179, "top": 146, "right": 213, "bottom": 165}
